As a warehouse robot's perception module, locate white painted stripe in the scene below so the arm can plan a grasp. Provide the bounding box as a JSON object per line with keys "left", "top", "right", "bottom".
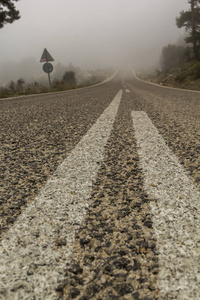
{"left": 132, "top": 111, "right": 200, "bottom": 299}
{"left": 125, "top": 89, "right": 130, "bottom": 93}
{"left": 0, "top": 90, "right": 122, "bottom": 299}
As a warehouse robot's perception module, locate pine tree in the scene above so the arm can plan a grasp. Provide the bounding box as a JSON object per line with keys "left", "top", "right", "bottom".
{"left": 176, "top": 0, "right": 200, "bottom": 61}
{"left": 0, "top": 0, "right": 20, "bottom": 29}
{"left": 62, "top": 71, "right": 77, "bottom": 89}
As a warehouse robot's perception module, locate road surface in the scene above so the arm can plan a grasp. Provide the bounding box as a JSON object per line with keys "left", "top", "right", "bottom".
{"left": 0, "top": 72, "right": 199, "bottom": 299}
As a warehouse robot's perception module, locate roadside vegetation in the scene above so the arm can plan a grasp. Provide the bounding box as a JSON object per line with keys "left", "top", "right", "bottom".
{"left": 140, "top": 0, "right": 200, "bottom": 91}
{"left": 0, "top": 68, "right": 113, "bottom": 99}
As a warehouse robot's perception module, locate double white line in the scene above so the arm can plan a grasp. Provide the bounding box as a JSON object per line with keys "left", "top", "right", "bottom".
{"left": 132, "top": 111, "right": 200, "bottom": 299}
{"left": 0, "top": 91, "right": 199, "bottom": 299}
{"left": 0, "top": 91, "right": 122, "bottom": 299}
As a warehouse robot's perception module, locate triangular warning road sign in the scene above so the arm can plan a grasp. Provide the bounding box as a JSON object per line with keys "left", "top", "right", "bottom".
{"left": 40, "top": 48, "right": 54, "bottom": 62}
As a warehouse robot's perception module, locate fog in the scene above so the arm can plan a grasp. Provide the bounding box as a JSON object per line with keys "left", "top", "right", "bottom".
{"left": 0, "top": 0, "right": 189, "bottom": 85}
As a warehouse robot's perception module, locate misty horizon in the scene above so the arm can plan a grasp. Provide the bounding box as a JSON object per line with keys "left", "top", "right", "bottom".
{"left": 0, "top": 0, "right": 189, "bottom": 86}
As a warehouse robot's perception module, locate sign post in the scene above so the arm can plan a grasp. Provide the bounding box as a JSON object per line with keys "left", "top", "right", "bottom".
{"left": 40, "top": 48, "right": 54, "bottom": 88}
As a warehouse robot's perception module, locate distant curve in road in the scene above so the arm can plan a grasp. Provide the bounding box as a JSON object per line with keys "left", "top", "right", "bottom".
{"left": 0, "top": 72, "right": 199, "bottom": 299}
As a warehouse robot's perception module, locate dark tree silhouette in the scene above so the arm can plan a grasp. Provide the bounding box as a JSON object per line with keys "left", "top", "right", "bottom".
{"left": 0, "top": 0, "right": 20, "bottom": 29}
{"left": 176, "top": 0, "right": 200, "bottom": 61}
{"left": 62, "top": 71, "right": 77, "bottom": 88}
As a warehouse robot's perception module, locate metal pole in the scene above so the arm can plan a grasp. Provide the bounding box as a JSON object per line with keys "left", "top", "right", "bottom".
{"left": 45, "top": 49, "right": 51, "bottom": 88}
{"left": 48, "top": 70, "right": 51, "bottom": 88}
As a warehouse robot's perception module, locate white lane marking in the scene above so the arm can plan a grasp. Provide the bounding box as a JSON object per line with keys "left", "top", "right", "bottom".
{"left": 125, "top": 89, "right": 130, "bottom": 93}
{"left": 132, "top": 111, "right": 200, "bottom": 299}
{"left": 0, "top": 90, "right": 122, "bottom": 299}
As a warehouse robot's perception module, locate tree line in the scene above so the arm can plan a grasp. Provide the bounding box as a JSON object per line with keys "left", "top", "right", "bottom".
{"left": 0, "top": 70, "right": 77, "bottom": 98}
{"left": 158, "top": 1, "right": 200, "bottom": 75}
{"left": 1, "top": 1, "right": 200, "bottom": 78}
{"left": 176, "top": 0, "right": 200, "bottom": 61}
{"left": 1, "top": 1, "right": 200, "bottom": 61}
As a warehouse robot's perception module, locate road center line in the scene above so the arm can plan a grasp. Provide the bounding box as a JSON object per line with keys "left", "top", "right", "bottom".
{"left": 131, "top": 111, "right": 200, "bottom": 299}
{"left": 0, "top": 90, "right": 122, "bottom": 299}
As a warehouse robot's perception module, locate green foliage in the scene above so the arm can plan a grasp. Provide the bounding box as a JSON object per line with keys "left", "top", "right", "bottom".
{"left": 189, "top": 61, "right": 200, "bottom": 79}
{"left": 8, "top": 80, "right": 16, "bottom": 92}
{"left": 51, "top": 71, "right": 77, "bottom": 91}
{"left": 175, "top": 61, "right": 200, "bottom": 83}
{"left": 16, "top": 78, "right": 25, "bottom": 91}
{"left": 0, "top": 0, "right": 20, "bottom": 28}
{"left": 25, "top": 82, "right": 48, "bottom": 94}
{"left": 62, "top": 71, "right": 77, "bottom": 89}
{"left": 0, "top": 69, "right": 113, "bottom": 98}
{"left": 160, "top": 44, "right": 190, "bottom": 73}
{"left": 52, "top": 80, "right": 67, "bottom": 91}
{"left": 0, "top": 79, "right": 50, "bottom": 98}
{"left": 176, "top": 10, "right": 193, "bottom": 31}
{"left": 176, "top": 0, "right": 200, "bottom": 60}
{"left": 175, "top": 72, "right": 188, "bottom": 83}
{"left": 0, "top": 87, "right": 11, "bottom": 98}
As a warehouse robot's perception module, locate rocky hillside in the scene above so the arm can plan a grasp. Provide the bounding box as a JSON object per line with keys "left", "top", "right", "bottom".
{"left": 140, "top": 61, "right": 200, "bottom": 91}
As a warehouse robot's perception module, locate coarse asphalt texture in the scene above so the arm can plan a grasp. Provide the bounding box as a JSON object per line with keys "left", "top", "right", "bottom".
{"left": 0, "top": 71, "right": 199, "bottom": 299}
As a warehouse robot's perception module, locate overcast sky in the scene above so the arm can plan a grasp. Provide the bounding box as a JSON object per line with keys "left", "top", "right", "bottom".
{"left": 0, "top": 0, "right": 189, "bottom": 81}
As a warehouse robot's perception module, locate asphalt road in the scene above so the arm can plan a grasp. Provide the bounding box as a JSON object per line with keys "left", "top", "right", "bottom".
{"left": 0, "top": 72, "right": 199, "bottom": 299}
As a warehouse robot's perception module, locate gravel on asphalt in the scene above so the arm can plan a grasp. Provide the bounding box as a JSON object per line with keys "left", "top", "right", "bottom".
{"left": 0, "top": 73, "right": 199, "bottom": 299}
{"left": 0, "top": 83, "right": 119, "bottom": 239}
